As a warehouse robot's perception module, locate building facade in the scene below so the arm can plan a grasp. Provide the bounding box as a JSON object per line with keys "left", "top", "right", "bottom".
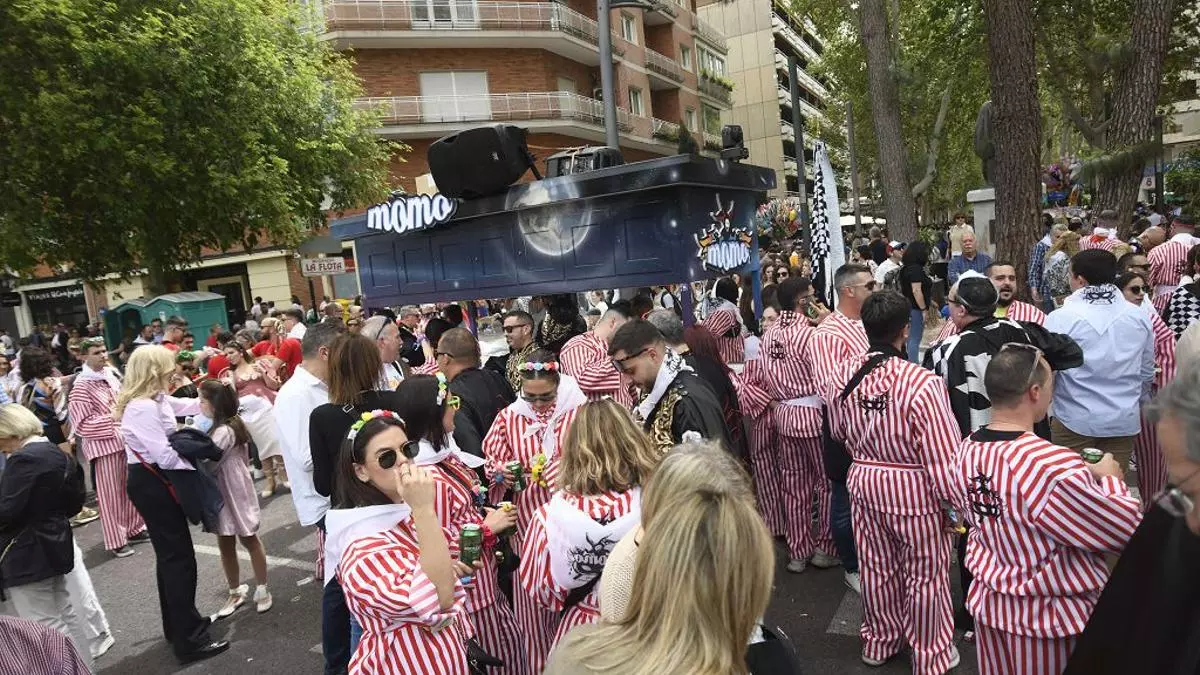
{"left": 697, "top": 0, "right": 829, "bottom": 197}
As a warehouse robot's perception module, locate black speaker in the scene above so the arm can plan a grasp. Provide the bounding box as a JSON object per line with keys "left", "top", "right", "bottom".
{"left": 427, "top": 124, "right": 535, "bottom": 199}
{"left": 544, "top": 146, "right": 625, "bottom": 178}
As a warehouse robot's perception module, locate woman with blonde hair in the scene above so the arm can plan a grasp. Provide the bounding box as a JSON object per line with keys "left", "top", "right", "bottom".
{"left": 117, "top": 346, "right": 228, "bottom": 664}
{"left": 518, "top": 398, "right": 660, "bottom": 673}
{"left": 546, "top": 441, "right": 776, "bottom": 675}
{"left": 1044, "top": 230, "right": 1082, "bottom": 306}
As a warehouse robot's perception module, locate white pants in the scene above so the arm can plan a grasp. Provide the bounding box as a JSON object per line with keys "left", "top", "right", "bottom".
{"left": 6, "top": 574, "right": 94, "bottom": 670}
{"left": 66, "top": 540, "right": 111, "bottom": 647}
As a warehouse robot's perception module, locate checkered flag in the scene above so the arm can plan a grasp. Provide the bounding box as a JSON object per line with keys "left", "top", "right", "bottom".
{"left": 810, "top": 140, "right": 843, "bottom": 309}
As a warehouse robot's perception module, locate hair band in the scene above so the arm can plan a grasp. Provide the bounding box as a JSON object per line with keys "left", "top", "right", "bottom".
{"left": 347, "top": 409, "right": 402, "bottom": 441}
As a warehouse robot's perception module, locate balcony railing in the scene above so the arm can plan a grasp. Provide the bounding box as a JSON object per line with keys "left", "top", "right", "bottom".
{"left": 702, "top": 132, "right": 723, "bottom": 152}
{"left": 777, "top": 85, "right": 826, "bottom": 122}
{"left": 645, "top": 48, "right": 685, "bottom": 83}
{"left": 651, "top": 117, "right": 680, "bottom": 141}
{"left": 774, "top": 50, "right": 829, "bottom": 99}
{"left": 699, "top": 77, "right": 733, "bottom": 105}
{"left": 772, "top": 14, "right": 820, "bottom": 64}
{"left": 322, "top": 0, "right": 601, "bottom": 45}
{"left": 693, "top": 15, "right": 728, "bottom": 52}
{"left": 356, "top": 92, "right": 634, "bottom": 131}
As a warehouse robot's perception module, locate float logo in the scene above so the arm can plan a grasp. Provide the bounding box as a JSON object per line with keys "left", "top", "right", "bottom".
{"left": 695, "top": 194, "right": 753, "bottom": 273}
{"left": 366, "top": 193, "right": 457, "bottom": 235}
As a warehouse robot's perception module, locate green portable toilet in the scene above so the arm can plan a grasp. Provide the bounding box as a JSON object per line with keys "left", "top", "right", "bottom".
{"left": 103, "top": 297, "right": 153, "bottom": 349}
{"left": 143, "top": 292, "right": 229, "bottom": 337}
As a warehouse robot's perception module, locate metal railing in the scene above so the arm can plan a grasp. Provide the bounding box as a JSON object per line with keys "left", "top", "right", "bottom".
{"left": 699, "top": 77, "right": 732, "bottom": 104}
{"left": 651, "top": 117, "right": 680, "bottom": 141}
{"left": 777, "top": 85, "right": 826, "bottom": 122}
{"left": 693, "top": 15, "right": 728, "bottom": 52}
{"left": 645, "top": 48, "right": 685, "bottom": 83}
{"left": 647, "top": 0, "right": 678, "bottom": 18}
{"left": 356, "top": 91, "right": 634, "bottom": 131}
{"left": 322, "top": 0, "right": 601, "bottom": 45}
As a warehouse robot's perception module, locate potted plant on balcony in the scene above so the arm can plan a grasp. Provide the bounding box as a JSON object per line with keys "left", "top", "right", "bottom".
{"left": 700, "top": 68, "right": 735, "bottom": 92}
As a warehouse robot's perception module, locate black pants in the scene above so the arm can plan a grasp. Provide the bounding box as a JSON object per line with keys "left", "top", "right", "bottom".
{"left": 126, "top": 463, "right": 214, "bottom": 657}
{"left": 317, "top": 519, "right": 351, "bottom": 675}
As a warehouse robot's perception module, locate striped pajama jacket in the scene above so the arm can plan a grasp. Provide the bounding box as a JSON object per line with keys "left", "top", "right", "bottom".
{"left": 558, "top": 332, "right": 634, "bottom": 408}
{"left": 934, "top": 300, "right": 1046, "bottom": 343}
{"left": 1134, "top": 310, "right": 1177, "bottom": 510}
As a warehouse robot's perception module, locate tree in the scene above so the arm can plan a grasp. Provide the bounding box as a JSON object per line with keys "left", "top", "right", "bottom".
{"left": 0, "top": 0, "right": 394, "bottom": 292}
{"left": 1166, "top": 149, "right": 1200, "bottom": 216}
{"left": 982, "top": 0, "right": 1042, "bottom": 285}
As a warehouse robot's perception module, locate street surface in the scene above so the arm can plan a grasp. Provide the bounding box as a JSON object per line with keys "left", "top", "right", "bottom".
{"left": 74, "top": 479, "right": 978, "bottom": 674}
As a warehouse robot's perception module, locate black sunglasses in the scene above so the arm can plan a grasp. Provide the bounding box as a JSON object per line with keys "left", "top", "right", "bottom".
{"left": 1127, "top": 285, "right": 1146, "bottom": 295}
{"left": 612, "top": 348, "right": 649, "bottom": 373}
{"left": 377, "top": 440, "right": 421, "bottom": 469}
{"left": 521, "top": 391, "right": 557, "bottom": 403}
{"left": 503, "top": 323, "right": 532, "bottom": 333}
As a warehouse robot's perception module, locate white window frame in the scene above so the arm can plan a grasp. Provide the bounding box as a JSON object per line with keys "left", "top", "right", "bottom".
{"left": 628, "top": 87, "right": 644, "bottom": 116}
{"left": 411, "top": 0, "right": 480, "bottom": 27}
{"left": 680, "top": 45, "right": 692, "bottom": 70}
{"left": 685, "top": 107, "right": 697, "bottom": 131}
{"left": 620, "top": 13, "right": 637, "bottom": 44}
{"left": 418, "top": 71, "right": 491, "bottom": 123}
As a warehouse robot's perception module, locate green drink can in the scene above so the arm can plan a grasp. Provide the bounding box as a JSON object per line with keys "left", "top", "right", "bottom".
{"left": 505, "top": 461, "right": 527, "bottom": 492}
{"left": 1081, "top": 447, "right": 1104, "bottom": 464}
{"left": 459, "top": 524, "right": 483, "bottom": 567}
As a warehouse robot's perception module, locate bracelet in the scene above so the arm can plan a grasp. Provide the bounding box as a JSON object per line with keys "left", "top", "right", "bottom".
{"left": 481, "top": 524, "right": 499, "bottom": 550}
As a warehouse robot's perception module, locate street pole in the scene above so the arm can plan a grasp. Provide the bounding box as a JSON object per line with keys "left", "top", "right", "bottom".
{"left": 846, "top": 101, "right": 864, "bottom": 242}
{"left": 598, "top": 0, "right": 620, "bottom": 149}
{"left": 788, "top": 55, "right": 810, "bottom": 251}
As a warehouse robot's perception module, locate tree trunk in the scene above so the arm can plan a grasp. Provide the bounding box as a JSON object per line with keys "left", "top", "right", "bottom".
{"left": 983, "top": 0, "right": 1042, "bottom": 292}
{"left": 1092, "top": 0, "right": 1177, "bottom": 237}
{"left": 911, "top": 84, "right": 954, "bottom": 199}
{"left": 857, "top": 0, "right": 918, "bottom": 243}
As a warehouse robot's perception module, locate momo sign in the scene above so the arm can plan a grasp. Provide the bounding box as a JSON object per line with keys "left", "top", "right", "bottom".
{"left": 366, "top": 193, "right": 458, "bottom": 236}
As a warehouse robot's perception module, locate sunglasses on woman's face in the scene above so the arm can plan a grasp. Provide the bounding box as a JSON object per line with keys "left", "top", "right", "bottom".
{"left": 377, "top": 440, "right": 421, "bottom": 469}
{"left": 1128, "top": 285, "right": 1145, "bottom": 295}
{"left": 521, "top": 391, "right": 557, "bottom": 403}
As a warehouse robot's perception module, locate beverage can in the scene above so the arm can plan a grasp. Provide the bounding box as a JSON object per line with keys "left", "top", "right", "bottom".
{"left": 505, "top": 461, "right": 527, "bottom": 492}
{"left": 1081, "top": 448, "right": 1104, "bottom": 464}
{"left": 459, "top": 524, "right": 483, "bottom": 567}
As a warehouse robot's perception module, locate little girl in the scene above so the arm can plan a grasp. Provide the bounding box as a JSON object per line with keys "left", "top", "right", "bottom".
{"left": 198, "top": 380, "right": 273, "bottom": 618}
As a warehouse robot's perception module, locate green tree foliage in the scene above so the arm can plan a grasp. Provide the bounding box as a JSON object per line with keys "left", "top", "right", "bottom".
{"left": 1166, "top": 149, "right": 1200, "bottom": 216}
{"left": 0, "top": 0, "right": 395, "bottom": 290}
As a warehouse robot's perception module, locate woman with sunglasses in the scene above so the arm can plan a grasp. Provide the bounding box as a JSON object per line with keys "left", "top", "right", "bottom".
{"left": 518, "top": 398, "right": 659, "bottom": 673}
{"left": 324, "top": 411, "right": 468, "bottom": 675}
{"left": 1163, "top": 244, "right": 1200, "bottom": 339}
{"left": 1120, "top": 271, "right": 1179, "bottom": 509}
{"left": 394, "top": 375, "right": 525, "bottom": 674}
{"left": 220, "top": 340, "right": 289, "bottom": 498}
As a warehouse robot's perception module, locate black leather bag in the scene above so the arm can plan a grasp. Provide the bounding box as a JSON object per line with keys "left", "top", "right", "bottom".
{"left": 745, "top": 624, "right": 803, "bottom": 674}
{"left": 467, "top": 637, "right": 503, "bottom": 674}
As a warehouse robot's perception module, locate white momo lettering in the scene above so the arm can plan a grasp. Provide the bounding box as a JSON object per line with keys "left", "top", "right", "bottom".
{"left": 366, "top": 193, "right": 457, "bottom": 235}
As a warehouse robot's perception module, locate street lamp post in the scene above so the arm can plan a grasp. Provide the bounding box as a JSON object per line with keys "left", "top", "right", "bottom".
{"left": 598, "top": 0, "right": 654, "bottom": 149}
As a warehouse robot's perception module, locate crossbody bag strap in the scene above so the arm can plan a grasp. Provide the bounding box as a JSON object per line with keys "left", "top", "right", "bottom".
{"left": 838, "top": 353, "right": 893, "bottom": 403}
{"left": 127, "top": 446, "right": 181, "bottom": 505}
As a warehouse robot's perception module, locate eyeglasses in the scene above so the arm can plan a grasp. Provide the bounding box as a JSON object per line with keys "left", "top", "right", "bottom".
{"left": 1127, "top": 285, "right": 1146, "bottom": 295}
{"left": 1000, "top": 342, "right": 1045, "bottom": 391}
{"left": 503, "top": 324, "right": 532, "bottom": 333}
{"left": 435, "top": 350, "right": 457, "bottom": 360}
{"left": 1154, "top": 466, "right": 1200, "bottom": 519}
{"left": 376, "top": 440, "right": 421, "bottom": 469}
{"left": 849, "top": 280, "right": 877, "bottom": 291}
{"left": 611, "top": 348, "right": 649, "bottom": 373}
{"left": 777, "top": 272, "right": 789, "bottom": 278}
{"left": 521, "top": 392, "right": 557, "bottom": 403}
{"left": 447, "top": 394, "right": 461, "bottom": 410}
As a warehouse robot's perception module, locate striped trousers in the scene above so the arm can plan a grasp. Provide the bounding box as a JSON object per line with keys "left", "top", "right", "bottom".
{"left": 94, "top": 454, "right": 145, "bottom": 551}
{"left": 976, "top": 624, "right": 1075, "bottom": 675}
{"left": 1134, "top": 411, "right": 1167, "bottom": 512}
{"left": 777, "top": 435, "right": 835, "bottom": 560}
{"left": 515, "top": 589, "right": 559, "bottom": 675}
{"left": 749, "top": 418, "right": 785, "bottom": 536}
{"left": 852, "top": 503, "right": 954, "bottom": 674}
{"left": 470, "top": 600, "right": 528, "bottom": 675}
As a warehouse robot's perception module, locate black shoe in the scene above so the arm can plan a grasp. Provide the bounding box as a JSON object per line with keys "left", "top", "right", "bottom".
{"left": 178, "top": 641, "right": 230, "bottom": 664}
{"left": 128, "top": 531, "right": 151, "bottom": 544}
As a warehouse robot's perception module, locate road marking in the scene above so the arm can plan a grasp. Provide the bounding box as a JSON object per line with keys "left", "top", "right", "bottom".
{"left": 826, "top": 591, "right": 863, "bottom": 636}
{"left": 194, "top": 544, "right": 315, "bottom": 573}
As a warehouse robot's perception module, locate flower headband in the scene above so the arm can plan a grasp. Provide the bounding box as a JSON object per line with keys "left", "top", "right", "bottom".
{"left": 436, "top": 372, "right": 449, "bottom": 406}
{"left": 518, "top": 361, "right": 559, "bottom": 373}
{"left": 347, "top": 410, "right": 402, "bottom": 441}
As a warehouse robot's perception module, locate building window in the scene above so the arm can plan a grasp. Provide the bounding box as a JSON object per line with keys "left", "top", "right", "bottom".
{"left": 702, "top": 104, "right": 721, "bottom": 134}
{"left": 412, "top": 0, "right": 479, "bottom": 26}
{"left": 680, "top": 45, "right": 692, "bottom": 70}
{"left": 698, "top": 46, "right": 725, "bottom": 76}
{"left": 418, "top": 71, "right": 490, "bottom": 122}
{"left": 685, "top": 107, "right": 697, "bottom": 131}
{"left": 628, "top": 87, "right": 644, "bottom": 116}
{"left": 620, "top": 13, "right": 637, "bottom": 44}
{"left": 556, "top": 77, "right": 576, "bottom": 94}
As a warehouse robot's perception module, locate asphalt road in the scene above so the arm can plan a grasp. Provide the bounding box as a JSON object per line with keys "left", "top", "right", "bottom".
{"left": 67, "top": 474, "right": 978, "bottom": 675}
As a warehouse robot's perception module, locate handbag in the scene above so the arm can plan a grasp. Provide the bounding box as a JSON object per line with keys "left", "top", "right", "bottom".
{"left": 745, "top": 624, "right": 803, "bottom": 674}
{"left": 467, "top": 637, "right": 504, "bottom": 675}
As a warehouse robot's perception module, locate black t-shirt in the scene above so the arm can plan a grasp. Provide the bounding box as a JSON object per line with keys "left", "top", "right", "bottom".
{"left": 899, "top": 264, "right": 932, "bottom": 310}
{"left": 309, "top": 390, "right": 405, "bottom": 503}
{"left": 870, "top": 239, "right": 888, "bottom": 264}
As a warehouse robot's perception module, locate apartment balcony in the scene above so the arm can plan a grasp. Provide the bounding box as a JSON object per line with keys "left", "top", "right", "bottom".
{"left": 642, "top": 0, "right": 678, "bottom": 27}
{"left": 774, "top": 49, "right": 829, "bottom": 100}
{"left": 702, "top": 132, "right": 723, "bottom": 153}
{"left": 320, "top": 0, "right": 622, "bottom": 64}
{"left": 777, "top": 85, "right": 826, "bottom": 124}
{"left": 692, "top": 15, "right": 728, "bottom": 53}
{"left": 771, "top": 13, "right": 820, "bottom": 65}
{"left": 645, "top": 48, "right": 685, "bottom": 89}
{"left": 780, "top": 120, "right": 794, "bottom": 143}
{"left": 782, "top": 155, "right": 814, "bottom": 180}
{"left": 699, "top": 75, "right": 733, "bottom": 106}
{"left": 651, "top": 117, "right": 680, "bottom": 141}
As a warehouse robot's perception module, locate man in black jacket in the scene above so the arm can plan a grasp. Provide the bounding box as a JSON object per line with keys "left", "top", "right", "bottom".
{"left": 396, "top": 305, "right": 426, "bottom": 368}
{"left": 439, "top": 328, "right": 516, "bottom": 460}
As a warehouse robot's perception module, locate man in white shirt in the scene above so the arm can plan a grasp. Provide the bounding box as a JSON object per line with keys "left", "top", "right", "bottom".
{"left": 273, "top": 321, "right": 342, "bottom": 576}
{"left": 361, "top": 315, "right": 405, "bottom": 390}
{"left": 874, "top": 241, "right": 905, "bottom": 285}
{"left": 1045, "top": 249, "right": 1155, "bottom": 471}
{"left": 282, "top": 308, "right": 306, "bottom": 340}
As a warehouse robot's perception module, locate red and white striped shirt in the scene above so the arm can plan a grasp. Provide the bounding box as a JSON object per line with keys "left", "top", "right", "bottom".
{"left": 66, "top": 375, "right": 125, "bottom": 460}
{"left": 428, "top": 456, "right": 501, "bottom": 615}
{"left": 955, "top": 431, "right": 1142, "bottom": 638}
{"left": 1080, "top": 235, "right": 1122, "bottom": 253}
{"left": 1148, "top": 236, "right": 1194, "bottom": 296}
{"left": 808, "top": 311, "right": 869, "bottom": 394}
{"left": 0, "top": 616, "right": 90, "bottom": 675}
{"left": 703, "top": 305, "right": 746, "bottom": 364}
{"left": 340, "top": 521, "right": 470, "bottom": 675}
{"left": 1150, "top": 309, "right": 1176, "bottom": 389}
{"left": 518, "top": 489, "right": 640, "bottom": 647}
{"left": 558, "top": 332, "right": 633, "bottom": 408}
{"left": 733, "top": 359, "right": 771, "bottom": 419}
{"left": 825, "top": 352, "right": 961, "bottom": 516}
{"left": 482, "top": 406, "right": 578, "bottom": 544}
{"left": 934, "top": 301, "right": 1046, "bottom": 342}
{"left": 411, "top": 360, "right": 439, "bottom": 376}
{"left": 744, "top": 311, "right": 821, "bottom": 438}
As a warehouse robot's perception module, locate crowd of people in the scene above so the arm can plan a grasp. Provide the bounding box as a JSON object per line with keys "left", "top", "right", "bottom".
{"left": 1, "top": 205, "right": 1199, "bottom": 675}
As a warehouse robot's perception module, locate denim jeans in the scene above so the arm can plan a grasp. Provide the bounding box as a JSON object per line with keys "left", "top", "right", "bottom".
{"left": 322, "top": 578, "right": 351, "bottom": 675}
{"left": 829, "top": 482, "right": 858, "bottom": 574}
{"left": 907, "top": 308, "right": 925, "bottom": 362}
{"left": 349, "top": 616, "right": 363, "bottom": 654}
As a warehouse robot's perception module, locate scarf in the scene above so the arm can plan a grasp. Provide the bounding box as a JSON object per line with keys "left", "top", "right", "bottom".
{"left": 76, "top": 364, "right": 121, "bottom": 392}
{"left": 1065, "top": 283, "right": 1124, "bottom": 335}
{"left": 544, "top": 489, "right": 642, "bottom": 591}
{"left": 322, "top": 503, "right": 412, "bottom": 586}
{"left": 634, "top": 348, "right": 693, "bottom": 423}
{"left": 539, "top": 313, "right": 578, "bottom": 350}
{"left": 509, "top": 375, "right": 587, "bottom": 461}
{"left": 412, "top": 434, "right": 486, "bottom": 469}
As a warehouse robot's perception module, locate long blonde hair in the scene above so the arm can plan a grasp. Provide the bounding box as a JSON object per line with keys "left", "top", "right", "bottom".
{"left": 557, "top": 398, "right": 659, "bottom": 495}
{"left": 560, "top": 442, "right": 775, "bottom": 675}
{"left": 114, "top": 346, "right": 176, "bottom": 420}
{"left": 1047, "top": 230, "right": 1081, "bottom": 261}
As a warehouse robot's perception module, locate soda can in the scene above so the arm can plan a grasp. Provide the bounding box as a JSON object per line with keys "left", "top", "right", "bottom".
{"left": 1081, "top": 447, "right": 1104, "bottom": 464}
{"left": 459, "top": 524, "right": 483, "bottom": 567}
{"left": 505, "top": 461, "right": 527, "bottom": 492}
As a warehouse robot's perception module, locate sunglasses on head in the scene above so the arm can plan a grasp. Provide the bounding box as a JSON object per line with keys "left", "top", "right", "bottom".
{"left": 1001, "top": 342, "right": 1045, "bottom": 391}
{"left": 376, "top": 440, "right": 421, "bottom": 470}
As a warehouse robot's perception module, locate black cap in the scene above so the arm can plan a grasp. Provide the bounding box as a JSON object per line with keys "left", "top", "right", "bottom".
{"left": 957, "top": 276, "right": 999, "bottom": 313}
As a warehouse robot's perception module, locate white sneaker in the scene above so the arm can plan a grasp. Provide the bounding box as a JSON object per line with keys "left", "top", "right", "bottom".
{"left": 214, "top": 584, "right": 248, "bottom": 620}
{"left": 862, "top": 652, "right": 889, "bottom": 667}
{"left": 844, "top": 571, "right": 861, "bottom": 593}
{"left": 254, "top": 585, "right": 273, "bottom": 614}
{"left": 947, "top": 646, "right": 961, "bottom": 669}
{"left": 786, "top": 558, "right": 807, "bottom": 573}
{"left": 91, "top": 633, "right": 115, "bottom": 659}
{"left": 810, "top": 551, "right": 841, "bottom": 569}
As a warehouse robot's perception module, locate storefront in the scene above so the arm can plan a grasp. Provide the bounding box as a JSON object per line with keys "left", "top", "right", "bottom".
{"left": 24, "top": 285, "right": 89, "bottom": 330}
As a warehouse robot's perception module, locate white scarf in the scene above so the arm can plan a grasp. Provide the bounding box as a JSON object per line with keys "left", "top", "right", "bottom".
{"left": 322, "top": 503, "right": 412, "bottom": 586}
{"left": 413, "top": 433, "right": 486, "bottom": 469}
{"left": 544, "top": 489, "right": 642, "bottom": 591}
{"left": 508, "top": 375, "right": 587, "bottom": 462}
{"left": 634, "top": 348, "right": 693, "bottom": 422}
{"left": 1065, "top": 284, "right": 1125, "bottom": 335}
{"left": 76, "top": 364, "right": 121, "bottom": 392}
